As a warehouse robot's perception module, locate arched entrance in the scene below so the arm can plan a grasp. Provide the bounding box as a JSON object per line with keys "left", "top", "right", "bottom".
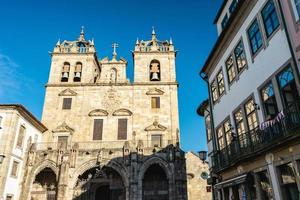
{"left": 142, "top": 164, "right": 169, "bottom": 200}
{"left": 30, "top": 167, "right": 57, "bottom": 200}
{"left": 73, "top": 166, "right": 125, "bottom": 200}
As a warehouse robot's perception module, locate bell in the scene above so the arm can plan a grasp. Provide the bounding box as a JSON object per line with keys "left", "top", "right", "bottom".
{"left": 62, "top": 72, "right": 69, "bottom": 78}
{"left": 151, "top": 72, "right": 159, "bottom": 80}
{"left": 75, "top": 72, "right": 81, "bottom": 78}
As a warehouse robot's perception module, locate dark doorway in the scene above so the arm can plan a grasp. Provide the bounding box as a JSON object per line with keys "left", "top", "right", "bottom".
{"left": 95, "top": 185, "right": 110, "bottom": 200}
{"left": 143, "top": 164, "right": 169, "bottom": 200}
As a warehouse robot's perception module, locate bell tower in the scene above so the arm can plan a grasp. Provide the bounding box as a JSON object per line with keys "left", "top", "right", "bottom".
{"left": 133, "top": 28, "right": 176, "bottom": 83}
{"left": 48, "top": 27, "right": 100, "bottom": 85}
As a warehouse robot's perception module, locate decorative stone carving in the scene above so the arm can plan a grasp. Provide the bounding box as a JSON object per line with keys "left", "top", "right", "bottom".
{"left": 58, "top": 88, "right": 77, "bottom": 96}
{"left": 102, "top": 88, "right": 121, "bottom": 113}
{"left": 112, "top": 108, "right": 132, "bottom": 116}
{"left": 145, "top": 120, "right": 167, "bottom": 131}
{"left": 52, "top": 122, "right": 74, "bottom": 133}
{"left": 146, "top": 88, "right": 164, "bottom": 95}
{"left": 88, "top": 109, "right": 109, "bottom": 116}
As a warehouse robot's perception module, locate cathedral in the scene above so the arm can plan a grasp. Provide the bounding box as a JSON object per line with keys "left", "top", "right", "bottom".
{"left": 15, "top": 28, "right": 188, "bottom": 200}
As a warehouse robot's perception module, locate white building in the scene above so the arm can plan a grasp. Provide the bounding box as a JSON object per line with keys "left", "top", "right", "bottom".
{"left": 198, "top": 0, "right": 300, "bottom": 199}
{"left": 0, "top": 104, "right": 47, "bottom": 200}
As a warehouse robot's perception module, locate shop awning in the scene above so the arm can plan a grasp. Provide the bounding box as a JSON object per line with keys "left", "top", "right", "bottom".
{"left": 214, "top": 173, "right": 251, "bottom": 190}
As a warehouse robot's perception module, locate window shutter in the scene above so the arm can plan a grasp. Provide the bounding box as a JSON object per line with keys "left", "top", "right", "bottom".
{"left": 62, "top": 98, "right": 72, "bottom": 109}
{"left": 93, "top": 119, "right": 103, "bottom": 140}
{"left": 156, "top": 97, "right": 160, "bottom": 108}
{"left": 118, "top": 119, "right": 127, "bottom": 140}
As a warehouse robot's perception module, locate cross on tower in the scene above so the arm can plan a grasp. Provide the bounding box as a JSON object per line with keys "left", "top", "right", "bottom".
{"left": 112, "top": 43, "right": 119, "bottom": 60}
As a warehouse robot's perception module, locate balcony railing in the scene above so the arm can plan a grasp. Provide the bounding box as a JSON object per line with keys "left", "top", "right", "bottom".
{"left": 212, "top": 99, "right": 300, "bottom": 172}
{"left": 34, "top": 139, "right": 177, "bottom": 151}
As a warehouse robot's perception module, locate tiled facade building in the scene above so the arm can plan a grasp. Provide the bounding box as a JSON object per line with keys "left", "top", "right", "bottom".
{"left": 198, "top": 0, "right": 300, "bottom": 199}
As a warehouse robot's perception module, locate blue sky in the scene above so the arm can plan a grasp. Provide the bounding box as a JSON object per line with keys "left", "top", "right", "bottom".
{"left": 0, "top": 0, "right": 222, "bottom": 152}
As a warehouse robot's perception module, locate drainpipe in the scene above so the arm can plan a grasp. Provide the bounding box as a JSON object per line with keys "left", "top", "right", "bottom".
{"left": 277, "top": 0, "right": 300, "bottom": 80}
{"left": 200, "top": 71, "right": 218, "bottom": 200}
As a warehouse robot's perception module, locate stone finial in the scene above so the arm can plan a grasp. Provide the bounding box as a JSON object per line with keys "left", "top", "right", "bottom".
{"left": 135, "top": 38, "right": 139, "bottom": 45}
{"left": 56, "top": 39, "right": 61, "bottom": 46}
{"left": 170, "top": 37, "right": 173, "bottom": 45}
{"left": 78, "top": 26, "right": 85, "bottom": 41}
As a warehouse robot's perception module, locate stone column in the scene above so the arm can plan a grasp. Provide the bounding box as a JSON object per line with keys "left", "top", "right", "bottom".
{"left": 266, "top": 153, "right": 282, "bottom": 200}
{"left": 57, "top": 153, "right": 70, "bottom": 200}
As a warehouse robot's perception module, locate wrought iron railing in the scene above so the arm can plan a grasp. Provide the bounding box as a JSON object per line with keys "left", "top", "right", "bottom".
{"left": 212, "top": 100, "right": 300, "bottom": 172}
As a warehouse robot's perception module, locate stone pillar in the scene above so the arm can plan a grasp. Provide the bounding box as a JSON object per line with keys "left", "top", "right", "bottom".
{"left": 57, "top": 153, "right": 70, "bottom": 200}
{"left": 130, "top": 152, "right": 138, "bottom": 200}
{"left": 266, "top": 153, "right": 282, "bottom": 200}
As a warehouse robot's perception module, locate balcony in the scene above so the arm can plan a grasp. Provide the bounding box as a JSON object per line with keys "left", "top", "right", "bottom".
{"left": 212, "top": 100, "right": 300, "bottom": 172}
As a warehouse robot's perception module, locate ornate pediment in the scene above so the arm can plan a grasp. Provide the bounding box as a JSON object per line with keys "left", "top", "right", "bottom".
{"left": 58, "top": 88, "right": 77, "bottom": 96}
{"left": 88, "top": 109, "right": 109, "bottom": 117}
{"left": 145, "top": 120, "right": 167, "bottom": 131}
{"left": 146, "top": 88, "right": 164, "bottom": 95}
{"left": 112, "top": 108, "right": 132, "bottom": 116}
{"left": 52, "top": 122, "right": 74, "bottom": 133}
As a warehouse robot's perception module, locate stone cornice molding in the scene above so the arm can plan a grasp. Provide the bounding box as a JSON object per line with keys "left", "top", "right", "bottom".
{"left": 146, "top": 88, "right": 164, "bottom": 95}
{"left": 52, "top": 122, "right": 74, "bottom": 133}
{"left": 112, "top": 108, "right": 132, "bottom": 116}
{"left": 58, "top": 88, "right": 78, "bottom": 96}
{"left": 46, "top": 82, "right": 178, "bottom": 87}
{"left": 88, "top": 109, "right": 109, "bottom": 117}
{"left": 145, "top": 120, "right": 167, "bottom": 131}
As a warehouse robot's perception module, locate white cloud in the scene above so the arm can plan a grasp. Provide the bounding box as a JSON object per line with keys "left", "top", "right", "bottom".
{"left": 0, "top": 53, "right": 30, "bottom": 101}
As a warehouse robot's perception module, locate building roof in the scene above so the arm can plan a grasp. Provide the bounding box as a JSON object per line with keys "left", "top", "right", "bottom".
{"left": 197, "top": 99, "right": 209, "bottom": 117}
{"left": 213, "top": 0, "right": 229, "bottom": 24}
{"left": 200, "top": 0, "right": 245, "bottom": 75}
{"left": 0, "top": 104, "right": 47, "bottom": 132}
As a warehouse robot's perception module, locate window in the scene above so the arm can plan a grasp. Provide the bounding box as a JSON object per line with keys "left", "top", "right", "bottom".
{"left": 278, "top": 162, "right": 299, "bottom": 199}
{"left": 229, "top": 0, "right": 238, "bottom": 14}
{"left": 256, "top": 170, "right": 273, "bottom": 199}
{"left": 221, "top": 14, "right": 229, "bottom": 29}
{"left": 11, "top": 161, "right": 19, "bottom": 177}
{"left": 205, "top": 114, "right": 212, "bottom": 141}
{"left": 62, "top": 98, "right": 72, "bottom": 110}
{"left": 248, "top": 19, "right": 263, "bottom": 55}
{"left": 16, "top": 125, "right": 25, "bottom": 148}
{"left": 58, "top": 136, "right": 68, "bottom": 149}
{"left": 262, "top": 0, "right": 280, "bottom": 37}
{"left": 74, "top": 62, "right": 82, "bottom": 82}
{"left": 277, "top": 66, "right": 299, "bottom": 107}
{"left": 151, "top": 134, "right": 162, "bottom": 147}
{"left": 245, "top": 98, "right": 259, "bottom": 131}
{"left": 149, "top": 60, "right": 161, "bottom": 81}
{"left": 93, "top": 119, "right": 103, "bottom": 140}
{"left": 217, "top": 70, "right": 225, "bottom": 96}
{"left": 292, "top": 0, "right": 300, "bottom": 20}
{"left": 261, "top": 82, "right": 278, "bottom": 119}
{"left": 226, "top": 55, "right": 236, "bottom": 84}
{"left": 234, "top": 109, "right": 246, "bottom": 147}
{"left": 6, "top": 195, "right": 13, "bottom": 200}
{"left": 234, "top": 40, "right": 247, "bottom": 73}
{"left": 61, "top": 62, "right": 70, "bottom": 82}
{"left": 151, "top": 97, "right": 160, "bottom": 109}
{"left": 224, "top": 120, "right": 232, "bottom": 146}
{"left": 217, "top": 126, "right": 225, "bottom": 150}
{"left": 118, "top": 119, "right": 127, "bottom": 140}
{"left": 211, "top": 80, "right": 218, "bottom": 103}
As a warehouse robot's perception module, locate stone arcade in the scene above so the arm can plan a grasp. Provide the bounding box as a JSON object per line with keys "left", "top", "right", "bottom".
{"left": 19, "top": 28, "right": 187, "bottom": 200}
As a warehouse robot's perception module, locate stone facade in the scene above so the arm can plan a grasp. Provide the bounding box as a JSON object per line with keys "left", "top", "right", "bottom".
{"left": 19, "top": 29, "right": 188, "bottom": 200}
{"left": 185, "top": 152, "right": 212, "bottom": 200}
{"left": 0, "top": 105, "right": 46, "bottom": 200}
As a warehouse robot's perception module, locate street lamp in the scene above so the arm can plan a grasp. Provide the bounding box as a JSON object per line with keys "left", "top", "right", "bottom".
{"left": 0, "top": 155, "right": 5, "bottom": 164}
{"left": 198, "top": 151, "right": 207, "bottom": 163}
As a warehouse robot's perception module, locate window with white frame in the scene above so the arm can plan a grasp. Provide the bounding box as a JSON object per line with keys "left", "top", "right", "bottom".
{"left": 292, "top": 0, "right": 300, "bottom": 21}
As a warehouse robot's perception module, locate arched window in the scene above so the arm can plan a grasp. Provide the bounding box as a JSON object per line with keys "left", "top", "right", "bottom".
{"left": 74, "top": 62, "right": 82, "bottom": 82}
{"left": 149, "top": 60, "right": 161, "bottom": 81}
{"left": 110, "top": 68, "right": 117, "bottom": 83}
{"left": 61, "top": 62, "right": 70, "bottom": 82}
